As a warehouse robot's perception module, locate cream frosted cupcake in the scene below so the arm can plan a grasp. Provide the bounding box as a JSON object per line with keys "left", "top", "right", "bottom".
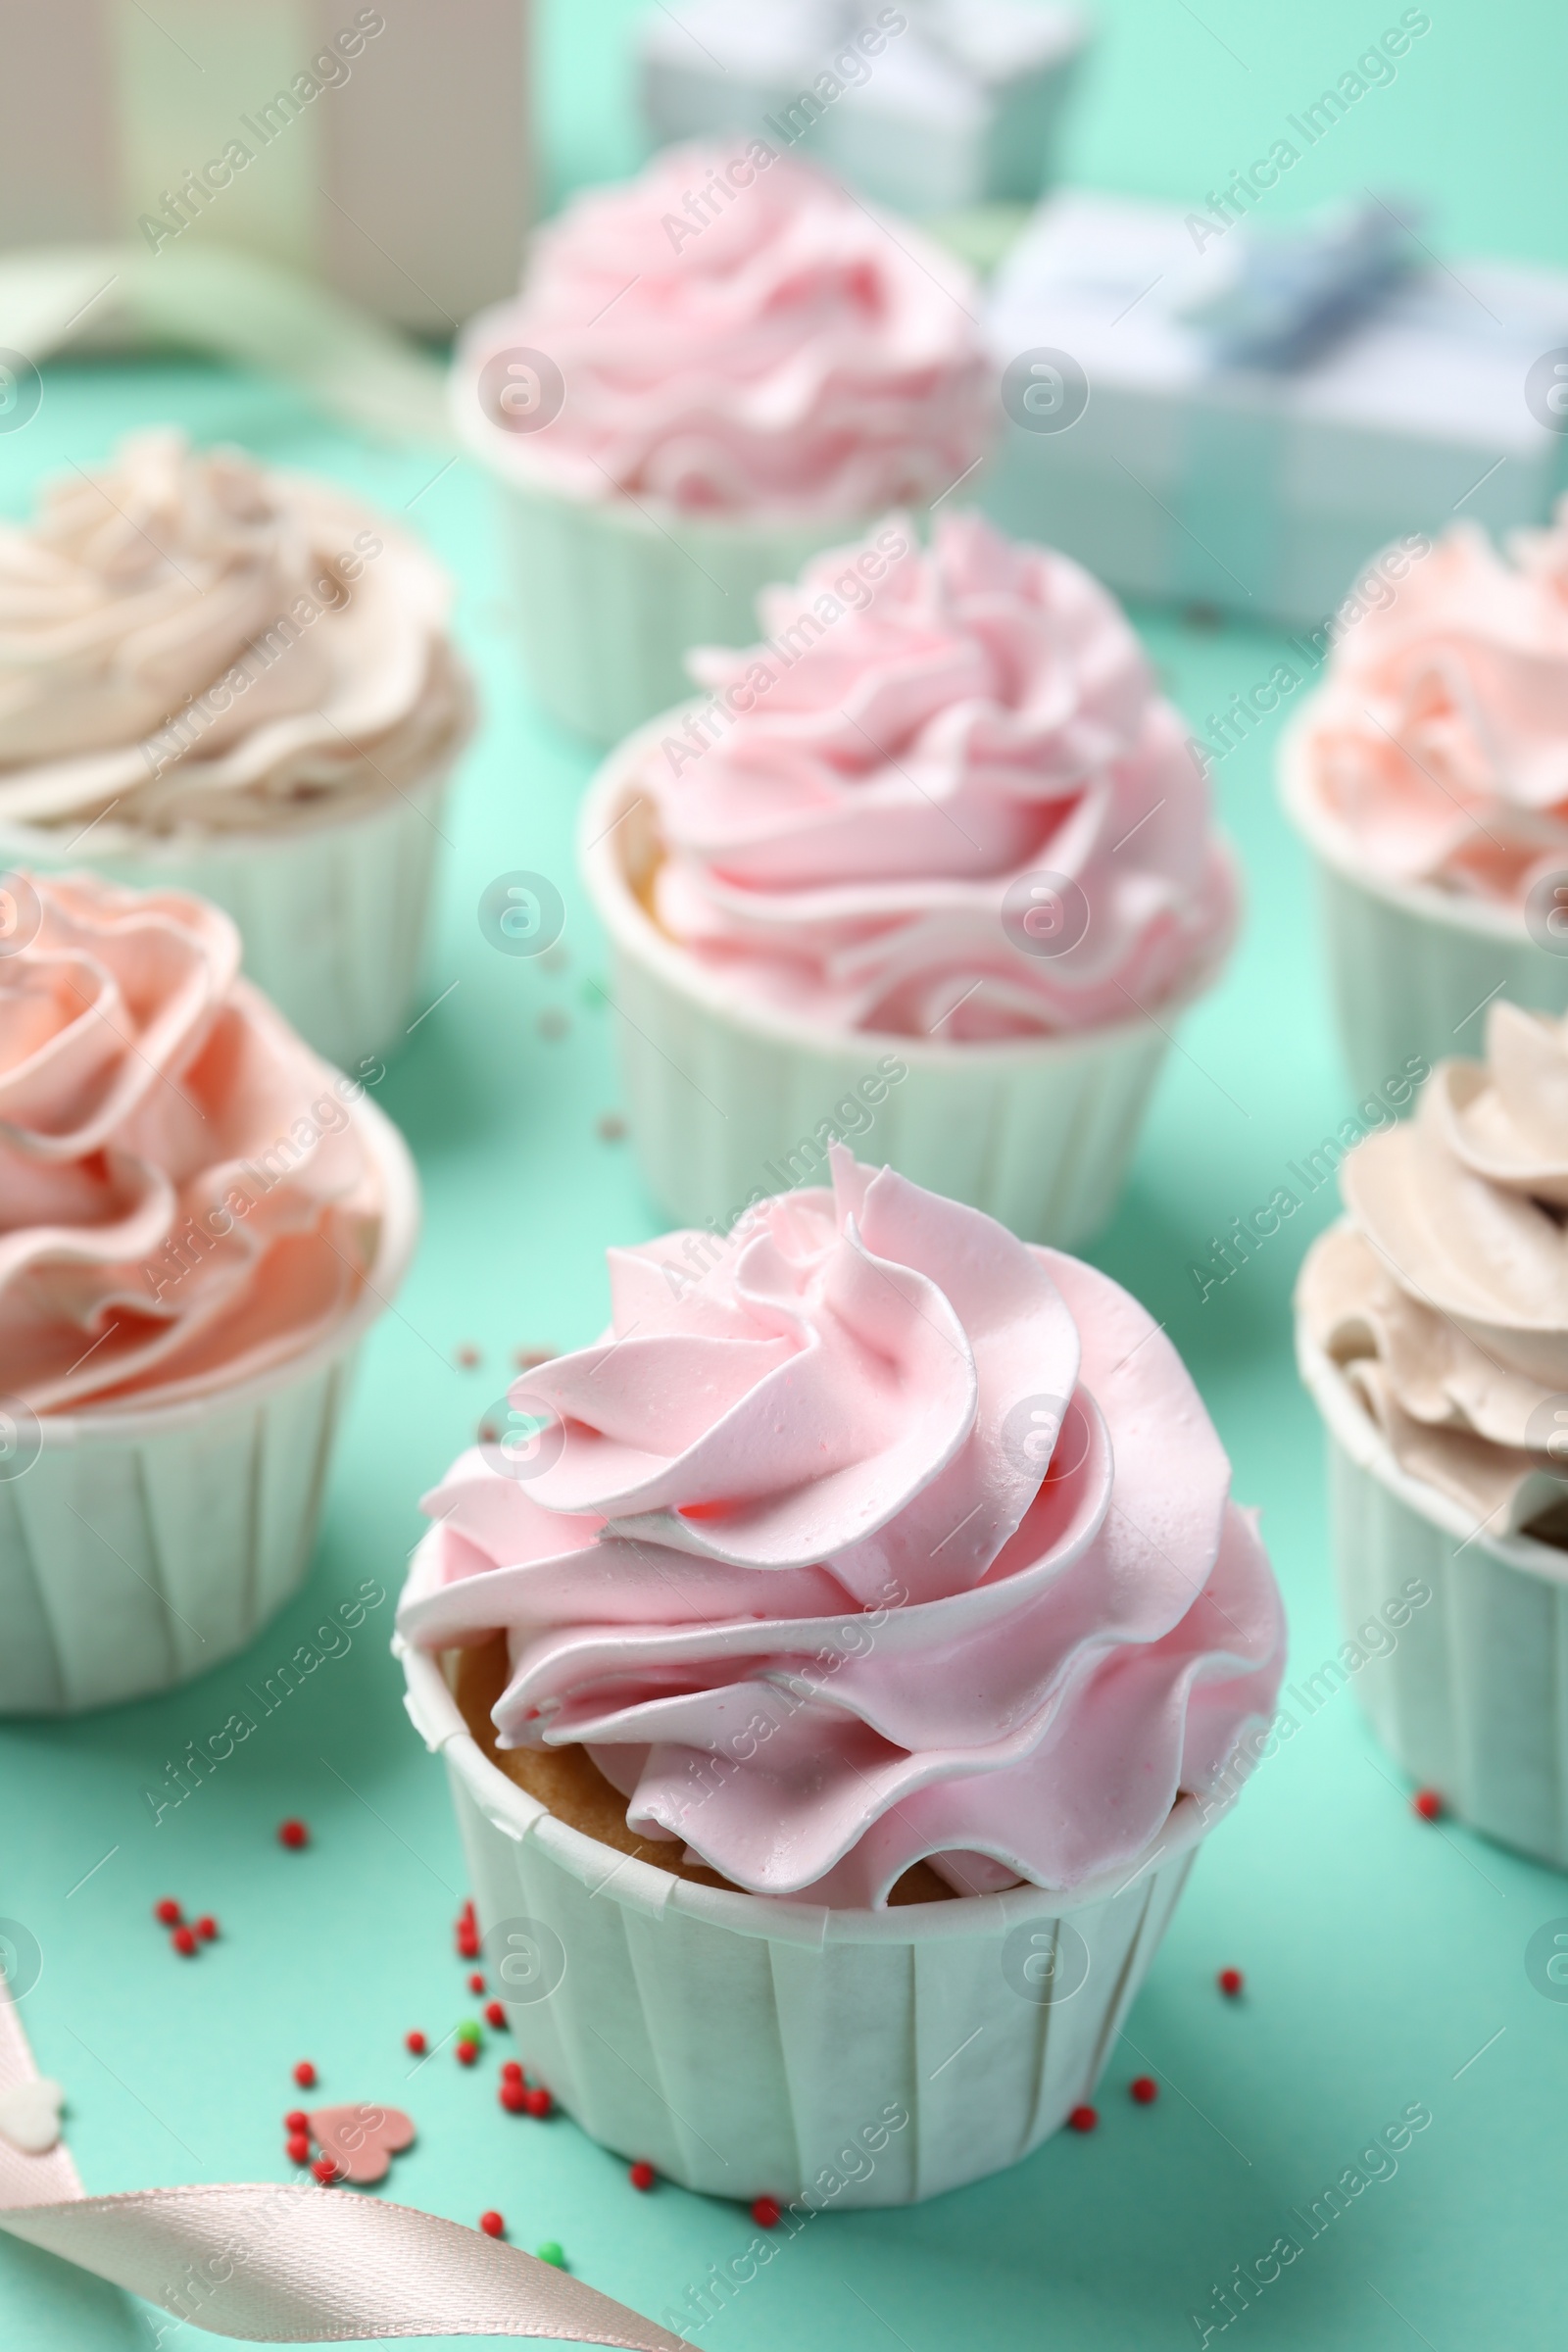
{"left": 1281, "top": 509, "right": 1568, "bottom": 1101}
{"left": 580, "top": 509, "right": 1239, "bottom": 1242}
{"left": 0, "top": 430, "right": 474, "bottom": 1068}
{"left": 453, "top": 142, "right": 993, "bottom": 745}
{"left": 1297, "top": 999, "right": 1568, "bottom": 1865}
{"left": 0, "top": 870, "right": 418, "bottom": 1713}
{"left": 397, "top": 1150, "right": 1286, "bottom": 2204}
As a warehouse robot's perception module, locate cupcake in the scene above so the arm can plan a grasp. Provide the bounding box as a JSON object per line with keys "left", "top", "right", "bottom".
{"left": 454, "top": 142, "right": 993, "bottom": 746}
{"left": 397, "top": 1151, "right": 1285, "bottom": 2203}
{"left": 1281, "top": 510, "right": 1568, "bottom": 1102}
{"left": 579, "top": 509, "right": 1239, "bottom": 1242}
{"left": 1297, "top": 999, "right": 1568, "bottom": 1865}
{"left": 0, "top": 430, "right": 474, "bottom": 1069}
{"left": 0, "top": 870, "right": 418, "bottom": 1713}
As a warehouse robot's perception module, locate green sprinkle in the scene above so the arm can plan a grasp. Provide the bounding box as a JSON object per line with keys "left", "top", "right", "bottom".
{"left": 536, "top": 2241, "right": 565, "bottom": 2269}
{"left": 457, "top": 2020, "right": 483, "bottom": 2043}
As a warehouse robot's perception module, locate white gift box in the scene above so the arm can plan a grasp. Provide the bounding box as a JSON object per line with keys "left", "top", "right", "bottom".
{"left": 638, "top": 0, "right": 1089, "bottom": 217}
{"left": 984, "top": 190, "right": 1568, "bottom": 627}
{"left": 0, "top": 0, "right": 531, "bottom": 333}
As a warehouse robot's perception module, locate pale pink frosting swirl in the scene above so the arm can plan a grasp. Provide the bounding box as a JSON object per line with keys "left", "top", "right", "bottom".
{"left": 636, "top": 512, "right": 1237, "bottom": 1038}
{"left": 401, "top": 1152, "right": 1285, "bottom": 1907}
{"left": 1297, "top": 506, "right": 1568, "bottom": 902}
{"left": 457, "top": 143, "right": 992, "bottom": 520}
{"left": 1, "top": 872, "right": 382, "bottom": 1414}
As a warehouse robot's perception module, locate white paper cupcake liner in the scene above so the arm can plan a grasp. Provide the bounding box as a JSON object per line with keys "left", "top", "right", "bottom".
{"left": 0, "top": 1097, "right": 419, "bottom": 1717}
{"left": 0, "top": 770, "right": 454, "bottom": 1074}
{"left": 462, "top": 429, "right": 919, "bottom": 749}
{"left": 1279, "top": 706, "right": 1568, "bottom": 1102}
{"left": 396, "top": 1556, "right": 1218, "bottom": 2207}
{"left": 1298, "top": 1317, "right": 1568, "bottom": 1870}
{"left": 579, "top": 732, "right": 1219, "bottom": 1246}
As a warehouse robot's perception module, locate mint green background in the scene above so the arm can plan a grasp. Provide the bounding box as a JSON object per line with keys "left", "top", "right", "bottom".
{"left": 3, "top": 3, "right": 1567, "bottom": 2347}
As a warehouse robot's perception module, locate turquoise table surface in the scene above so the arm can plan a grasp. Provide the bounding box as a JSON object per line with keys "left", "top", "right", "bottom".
{"left": 3, "top": 2, "right": 1567, "bottom": 2346}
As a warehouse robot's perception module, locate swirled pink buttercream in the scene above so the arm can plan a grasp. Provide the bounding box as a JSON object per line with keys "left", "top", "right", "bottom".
{"left": 633, "top": 512, "right": 1237, "bottom": 1039}
{"left": 0, "top": 871, "right": 382, "bottom": 1414}
{"left": 400, "top": 1152, "right": 1285, "bottom": 1907}
{"left": 456, "top": 144, "right": 993, "bottom": 519}
{"left": 1296, "top": 507, "right": 1568, "bottom": 901}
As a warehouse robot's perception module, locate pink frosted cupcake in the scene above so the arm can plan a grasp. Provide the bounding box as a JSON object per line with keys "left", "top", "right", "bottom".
{"left": 0, "top": 870, "right": 417, "bottom": 1713}
{"left": 1281, "top": 509, "right": 1568, "bottom": 1099}
{"left": 454, "top": 142, "right": 992, "bottom": 743}
{"left": 397, "top": 1151, "right": 1285, "bottom": 2204}
{"left": 580, "top": 510, "right": 1239, "bottom": 1240}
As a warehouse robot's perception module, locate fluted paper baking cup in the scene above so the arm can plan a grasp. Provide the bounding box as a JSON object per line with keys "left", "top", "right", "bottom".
{"left": 0, "top": 769, "right": 453, "bottom": 1073}
{"left": 464, "top": 445, "right": 915, "bottom": 749}
{"left": 1298, "top": 1317, "right": 1568, "bottom": 1870}
{"left": 1279, "top": 705, "right": 1568, "bottom": 1103}
{"left": 579, "top": 730, "right": 1213, "bottom": 1246}
{"left": 0, "top": 1096, "right": 419, "bottom": 1717}
{"left": 396, "top": 1561, "right": 1217, "bottom": 2207}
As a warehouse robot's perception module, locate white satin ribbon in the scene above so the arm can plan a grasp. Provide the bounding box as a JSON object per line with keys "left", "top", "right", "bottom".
{"left": 0, "top": 1978, "right": 691, "bottom": 2348}
{"left": 0, "top": 244, "right": 451, "bottom": 443}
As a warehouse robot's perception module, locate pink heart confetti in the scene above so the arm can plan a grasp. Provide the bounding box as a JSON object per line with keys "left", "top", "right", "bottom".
{"left": 307, "top": 2104, "right": 416, "bottom": 2185}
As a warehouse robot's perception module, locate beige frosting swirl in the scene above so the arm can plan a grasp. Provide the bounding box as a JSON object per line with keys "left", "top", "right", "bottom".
{"left": 1297, "top": 999, "right": 1568, "bottom": 1537}
{"left": 0, "top": 430, "right": 472, "bottom": 837}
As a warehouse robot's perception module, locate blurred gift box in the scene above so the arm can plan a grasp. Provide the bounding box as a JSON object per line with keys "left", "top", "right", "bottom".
{"left": 638, "top": 0, "right": 1089, "bottom": 217}
{"left": 983, "top": 189, "right": 1568, "bottom": 627}
{"left": 0, "top": 0, "right": 531, "bottom": 334}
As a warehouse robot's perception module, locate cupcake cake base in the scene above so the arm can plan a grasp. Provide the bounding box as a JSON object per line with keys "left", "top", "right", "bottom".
{"left": 1298, "top": 1324, "right": 1568, "bottom": 1871}
{"left": 1280, "top": 710, "right": 1568, "bottom": 1103}
{"left": 0, "top": 1095, "right": 419, "bottom": 1716}
{"left": 397, "top": 1543, "right": 1218, "bottom": 2208}
{"left": 482, "top": 467, "right": 897, "bottom": 749}
{"left": 0, "top": 771, "right": 454, "bottom": 1075}
{"left": 580, "top": 743, "right": 1182, "bottom": 1248}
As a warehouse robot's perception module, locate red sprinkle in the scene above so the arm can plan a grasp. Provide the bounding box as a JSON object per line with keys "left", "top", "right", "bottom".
{"left": 479, "top": 2210, "right": 505, "bottom": 2238}
{"left": 752, "top": 2197, "right": 780, "bottom": 2230}
{"left": 312, "top": 2156, "right": 340, "bottom": 2185}
{"left": 457, "top": 1930, "right": 480, "bottom": 1959}
{"left": 171, "top": 1925, "right": 197, "bottom": 1957}
{"left": 456, "top": 1344, "right": 482, "bottom": 1370}
{"left": 501, "top": 2060, "right": 524, "bottom": 2083}
{"left": 406, "top": 2031, "right": 427, "bottom": 2056}
{"left": 1217, "top": 1968, "right": 1244, "bottom": 1998}
{"left": 278, "top": 1820, "right": 309, "bottom": 1850}
{"left": 522, "top": 2086, "right": 552, "bottom": 2119}
{"left": 1413, "top": 1788, "right": 1444, "bottom": 1821}
{"left": 484, "top": 2001, "right": 506, "bottom": 2030}
{"left": 285, "top": 2133, "right": 310, "bottom": 2165}
{"left": 195, "top": 1915, "right": 218, "bottom": 1941}
{"left": 629, "top": 2161, "right": 656, "bottom": 2191}
{"left": 456, "top": 2040, "right": 479, "bottom": 2068}
{"left": 1068, "top": 2104, "right": 1098, "bottom": 2132}
{"left": 1130, "top": 2077, "right": 1158, "bottom": 2105}
{"left": 154, "top": 1898, "right": 182, "bottom": 1927}
{"left": 467, "top": 1973, "right": 485, "bottom": 1993}
{"left": 293, "top": 2061, "right": 318, "bottom": 2088}
{"left": 284, "top": 2109, "right": 309, "bottom": 2133}
{"left": 499, "top": 2080, "right": 528, "bottom": 2114}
